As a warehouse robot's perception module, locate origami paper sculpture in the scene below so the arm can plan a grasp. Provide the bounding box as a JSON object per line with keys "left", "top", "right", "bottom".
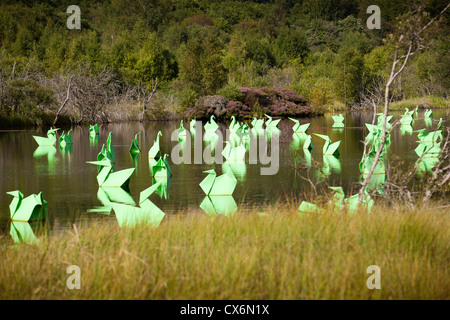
{"left": 178, "top": 120, "right": 187, "bottom": 138}
{"left": 33, "top": 145, "right": 57, "bottom": 160}
{"left": 332, "top": 114, "right": 345, "bottom": 127}
{"left": 229, "top": 116, "right": 241, "bottom": 133}
{"left": 291, "top": 132, "right": 307, "bottom": 149}
{"left": 222, "top": 141, "right": 246, "bottom": 163}
{"left": 129, "top": 132, "right": 141, "bottom": 154}
{"left": 190, "top": 118, "right": 197, "bottom": 133}
{"left": 265, "top": 114, "right": 281, "bottom": 128}
{"left": 416, "top": 157, "right": 440, "bottom": 175}
{"left": 112, "top": 179, "right": 165, "bottom": 228}
{"left": 87, "top": 159, "right": 135, "bottom": 188}
{"left": 303, "top": 149, "right": 312, "bottom": 166}
{"left": 200, "top": 169, "right": 237, "bottom": 196}
{"left": 222, "top": 161, "right": 246, "bottom": 182}
{"left": 204, "top": 131, "right": 219, "bottom": 153}
{"left": 33, "top": 128, "right": 59, "bottom": 146}
{"left": 251, "top": 117, "right": 264, "bottom": 129}
{"left": 59, "top": 129, "right": 73, "bottom": 147}
{"left": 236, "top": 123, "right": 251, "bottom": 140}
{"left": 400, "top": 124, "right": 413, "bottom": 135}
{"left": 314, "top": 133, "right": 340, "bottom": 155}
{"left": 425, "top": 117, "right": 433, "bottom": 127}
{"left": 97, "top": 132, "right": 116, "bottom": 165}
{"left": 376, "top": 113, "right": 393, "bottom": 130}
{"left": 7, "top": 190, "right": 48, "bottom": 222}
{"left": 87, "top": 187, "right": 136, "bottom": 214}
{"left": 413, "top": 106, "right": 419, "bottom": 118}
{"left": 298, "top": 201, "right": 322, "bottom": 214}
{"left": 424, "top": 109, "right": 433, "bottom": 118}
{"left": 289, "top": 118, "right": 310, "bottom": 133}
{"left": 327, "top": 186, "right": 345, "bottom": 212}
{"left": 400, "top": 108, "right": 414, "bottom": 125}
{"left": 148, "top": 131, "right": 162, "bottom": 160}
{"left": 344, "top": 191, "right": 374, "bottom": 215}
{"left": 89, "top": 124, "right": 99, "bottom": 136}
{"left": 151, "top": 154, "right": 172, "bottom": 178}
{"left": 200, "top": 195, "right": 237, "bottom": 217}
{"left": 414, "top": 128, "right": 443, "bottom": 157}
{"left": 322, "top": 154, "right": 341, "bottom": 175}
{"left": 59, "top": 142, "right": 73, "bottom": 156}
{"left": 204, "top": 115, "right": 219, "bottom": 133}
{"left": 303, "top": 134, "right": 313, "bottom": 150}
{"left": 153, "top": 176, "right": 171, "bottom": 199}
{"left": 10, "top": 221, "right": 39, "bottom": 245}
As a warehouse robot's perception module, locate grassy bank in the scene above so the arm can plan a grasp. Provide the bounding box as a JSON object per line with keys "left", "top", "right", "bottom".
{"left": 0, "top": 204, "right": 448, "bottom": 300}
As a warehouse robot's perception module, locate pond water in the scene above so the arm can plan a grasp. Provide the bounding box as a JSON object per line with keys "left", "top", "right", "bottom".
{"left": 0, "top": 110, "right": 448, "bottom": 235}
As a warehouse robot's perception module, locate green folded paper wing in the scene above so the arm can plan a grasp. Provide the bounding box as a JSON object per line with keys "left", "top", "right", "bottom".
{"left": 7, "top": 190, "right": 48, "bottom": 222}
{"left": 204, "top": 115, "right": 219, "bottom": 133}
{"left": 200, "top": 195, "right": 237, "bottom": 217}
{"left": 314, "top": 133, "right": 340, "bottom": 155}
{"left": 200, "top": 169, "right": 237, "bottom": 196}
{"left": 424, "top": 109, "right": 433, "bottom": 118}
{"left": 87, "top": 159, "right": 134, "bottom": 188}
{"left": 289, "top": 117, "right": 310, "bottom": 133}
{"left": 251, "top": 117, "right": 264, "bottom": 129}
{"left": 33, "top": 128, "right": 59, "bottom": 146}
{"left": 265, "top": 114, "right": 281, "bottom": 128}
{"left": 298, "top": 201, "right": 322, "bottom": 214}
{"left": 10, "top": 221, "right": 39, "bottom": 245}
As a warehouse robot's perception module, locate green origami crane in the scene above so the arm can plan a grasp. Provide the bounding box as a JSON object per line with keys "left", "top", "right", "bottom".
{"left": 414, "top": 128, "right": 442, "bottom": 157}
{"left": 97, "top": 132, "right": 115, "bottom": 165}
{"left": 33, "top": 128, "right": 59, "bottom": 146}
{"left": 89, "top": 124, "right": 99, "bottom": 136}
{"left": 151, "top": 154, "right": 172, "bottom": 178}
{"left": 289, "top": 118, "right": 310, "bottom": 133}
{"left": 129, "top": 132, "right": 141, "bottom": 154}
{"left": 87, "top": 159, "right": 135, "bottom": 188}
{"left": 400, "top": 108, "right": 414, "bottom": 126}
{"left": 222, "top": 141, "right": 246, "bottom": 163}
{"left": 190, "top": 118, "right": 197, "bottom": 133}
{"left": 111, "top": 179, "right": 165, "bottom": 228}
{"left": 200, "top": 195, "right": 237, "bottom": 217}
{"left": 87, "top": 187, "right": 136, "bottom": 214}
{"left": 7, "top": 190, "right": 48, "bottom": 222}
{"left": 222, "top": 161, "right": 246, "bottom": 182}
{"left": 332, "top": 114, "right": 345, "bottom": 127}
{"left": 204, "top": 115, "right": 219, "bottom": 133}
{"left": 376, "top": 113, "right": 393, "bottom": 130}
{"left": 148, "top": 131, "right": 162, "bottom": 160}
{"left": 303, "top": 134, "right": 313, "bottom": 150}
{"left": 314, "top": 133, "right": 340, "bottom": 156}
{"left": 265, "top": 114, "right": 281, "bottom": 128}
{"left": 200, "top": 169, "right": 237, "bottom": 196}
{"left": 59, "top": 129, "right": 73, "bottom": 147}
{"left": 251, "top": 117, "right": 264, "bottom": 129}
{"left": 178, "top": 120, "right": 187, "bottom": 138}
{"left": 322, "top": 154, "right": 341, "bottom": 175}
{"left": 424, "top": 109, "right": 433, "bottom": 118}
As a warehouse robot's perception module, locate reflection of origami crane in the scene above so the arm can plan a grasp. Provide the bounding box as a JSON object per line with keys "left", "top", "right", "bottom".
{"left": 204, "top": 115, "right": 219, "bottom": 133}
{"left": 89, "top": 124, "right": 99, "bottom": 135}
{"left": 7, "top": 190, "right": 48, "bottom": 221}
{"left": 289, "top": 118, "right": 310, "bottom": 133}
{"left": 59, "top": 129, "right": 73, "bottom": 147}
{"left": 331, "top": 114, "right": 344, "bottom": 127}
{"left": 33, "top": 128, "right": 59, "bottom": 146}
{"left": 87, "top": 159, "right": 134, "bottom": 188}
{"left": 264, "top": 114, "right": 280, "bottom": 128}
{"left": 222, "top": 141, "right": 245, "bottom": 163}
{"left": 314, "top": 134, "right": 340, "bottom": 155}
{"left": 200, "top": 169, "right": 237, "bottom": 196}
{"left": 148, "top": 131, "right": 162, "bottom": 160}
{"left": 129, "top": 132, "right": 141, "bottom": 154}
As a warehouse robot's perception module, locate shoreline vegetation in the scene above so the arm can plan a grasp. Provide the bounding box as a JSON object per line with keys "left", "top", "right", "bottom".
{"left": 1, "top": 204, "right": 448, "bottom": 299}
{"left": 1, "top": 1, "right": 449, "bottom": 129}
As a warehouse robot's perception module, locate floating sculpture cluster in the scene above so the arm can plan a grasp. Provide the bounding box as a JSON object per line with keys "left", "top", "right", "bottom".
{"left": 7, "top": 107, "right": 446, "bottom": 244}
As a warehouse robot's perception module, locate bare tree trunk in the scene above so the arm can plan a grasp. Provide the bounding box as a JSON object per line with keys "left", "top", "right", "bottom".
{"left": 53, "top": 81, "right": 71, "bottom": 127}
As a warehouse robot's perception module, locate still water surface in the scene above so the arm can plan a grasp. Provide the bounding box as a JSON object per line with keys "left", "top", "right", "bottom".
{"left": 0, "top": 110, "right": 448, "bottom": 234}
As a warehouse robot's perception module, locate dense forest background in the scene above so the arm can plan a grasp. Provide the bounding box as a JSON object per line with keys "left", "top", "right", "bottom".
{"left": 0, "top": 0, "right": 449, "bottom": 125}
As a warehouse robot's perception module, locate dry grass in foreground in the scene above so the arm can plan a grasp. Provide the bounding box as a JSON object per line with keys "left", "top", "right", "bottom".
{"left": 0, "top": 204, "right": 449, "bottom": 300}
